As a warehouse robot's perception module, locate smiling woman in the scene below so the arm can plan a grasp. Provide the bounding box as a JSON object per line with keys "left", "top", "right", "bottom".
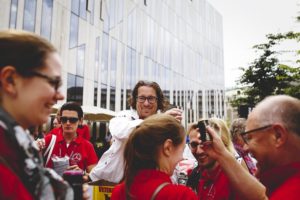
{"left": 0, "top": 30, "right": 71, "bottom": 200}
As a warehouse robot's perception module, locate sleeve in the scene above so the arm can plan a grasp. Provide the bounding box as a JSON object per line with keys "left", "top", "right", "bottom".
{"left": 0, "top": 165, "right": 34, "bottom": 200}
{"left": 109, "top": 110, "right": 143, "bottom": 140}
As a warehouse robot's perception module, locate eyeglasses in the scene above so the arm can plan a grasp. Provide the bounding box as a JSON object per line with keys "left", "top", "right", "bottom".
{"left": 240, "top": 125, "right": 273, "bottom": 144}
{"left": 26, "top": 71, "right": 62, "bottom": 91}
{"left": 188, "top": 141, "right": 201, "bottom": 151}
{"left": 60, "top": 117, "right": 79, "bottom": 124}
{"left": 136, "top": 96, "right": 157, "bottom": 104}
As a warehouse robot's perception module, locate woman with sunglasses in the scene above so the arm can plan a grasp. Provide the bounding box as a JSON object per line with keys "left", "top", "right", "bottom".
{"left": 0, "top": 30, "right": 69, "bottom": 199}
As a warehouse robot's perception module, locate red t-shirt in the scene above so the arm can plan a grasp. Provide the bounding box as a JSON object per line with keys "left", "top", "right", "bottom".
{"left": 44, "top": 133, "right": 98, "bottom": 171}
{"left": 0, "top": 127, "right": 34, "bottom": 200}
{"left": 259, "top": 162, "right": 300, "bottom": 200}
{"left": 198, "top": 165, "right": 240, "bottom": 200}
{"left": 77, "top": 124, "right": 90, "bottom": 141}
{"left": 47, "top": 125, "right": 90, "bottom": 141}
{"left": 111, "top": 169, "right": 197, "bottom": 200}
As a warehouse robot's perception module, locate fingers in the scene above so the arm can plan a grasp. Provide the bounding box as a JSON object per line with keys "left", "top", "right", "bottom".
{"left": 82, "top": 183, "right": 91, "bottom": 200}
{"left": 67, "top": 165, "right": 81, "bottom": 171}
{"left": 36, "top": 138, "right": 45, "bottom": 150}
{"left": 165, "top": 108, "right": 183, "bottom": 121}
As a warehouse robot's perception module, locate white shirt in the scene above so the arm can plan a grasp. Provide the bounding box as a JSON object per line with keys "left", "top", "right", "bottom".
{"left": 89, "top": 109, "right": 143, "bottom": 183}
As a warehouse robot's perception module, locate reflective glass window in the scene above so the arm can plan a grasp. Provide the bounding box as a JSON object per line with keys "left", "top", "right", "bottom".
{"left": 9, "top": 0, "right": 18, "bottom": 28}
{"left": 40, "top": 0, "right": 53, "bottom": 40}
{"left": 77, "top": 44, "right": 85, "bottom": 76}
{"left": 101, "top": 33, "right": 109, "bottom": 85}
{"left": 23, "top": 0, "right": 37, "bottom": 32}
{"left": 69, "top": 13, "right": 79, "bottom": 48}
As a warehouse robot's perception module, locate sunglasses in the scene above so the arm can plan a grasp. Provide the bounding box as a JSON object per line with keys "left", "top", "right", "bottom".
{"left": 188, "top": 141, "right": 201, "bottom": 150}
{"left": 60, "top": 117, "right": 79, "bottom": 124}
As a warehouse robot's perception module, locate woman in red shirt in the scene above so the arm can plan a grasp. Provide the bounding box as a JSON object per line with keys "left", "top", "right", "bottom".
{"left": 111, "top": 114, "right": 197, "bottom": 200}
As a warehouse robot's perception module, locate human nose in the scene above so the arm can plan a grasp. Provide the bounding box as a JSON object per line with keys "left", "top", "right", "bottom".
{"left": 54, "top": 90, "right": 64, "bottom": 101}
{"left": 195, "top": 144, "right": 204, "bottom": 154}
{"left": 243, "top": 143, "right": 249, "bottom": 152}
{"left": 143, "top": 98, "right": 150, "bottom": 105}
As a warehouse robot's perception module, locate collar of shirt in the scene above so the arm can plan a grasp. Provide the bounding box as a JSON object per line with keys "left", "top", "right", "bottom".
{"left": 57, "top": 132, "right": 84, "bottom": 145}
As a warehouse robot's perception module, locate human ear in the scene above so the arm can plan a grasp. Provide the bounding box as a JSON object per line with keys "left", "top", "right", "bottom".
{"left": 162, "top": 139, "right": 173, "bottom": 157}
{"left": 0, "top": 66, "right": 17, "bottom": 96}
{"left": 273, "top": 124, "right": 287, "bottom": 148}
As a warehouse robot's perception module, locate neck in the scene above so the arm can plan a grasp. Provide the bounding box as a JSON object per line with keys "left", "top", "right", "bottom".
{"left": 63, "top": 132, "right": 77, "bottom": 143}
{"left": 206, "top": 161, "right": 219, "bottom": 174}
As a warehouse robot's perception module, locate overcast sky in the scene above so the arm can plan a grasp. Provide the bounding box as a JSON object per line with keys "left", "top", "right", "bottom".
{"left": 206, "top": 0, "right": 300, "bottom": 88}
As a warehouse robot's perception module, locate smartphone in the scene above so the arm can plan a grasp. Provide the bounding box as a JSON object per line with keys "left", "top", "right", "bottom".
{"left": 63, "top": 170, "right": 83, "bottom": 200}
{"left": 197, "top": 120, "right": 211, "bottom": 142}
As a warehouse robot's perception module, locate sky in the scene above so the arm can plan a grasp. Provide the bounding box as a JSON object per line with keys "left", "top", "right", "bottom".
{"left": 206, "top": 0, "right": 300, "bottom": 88}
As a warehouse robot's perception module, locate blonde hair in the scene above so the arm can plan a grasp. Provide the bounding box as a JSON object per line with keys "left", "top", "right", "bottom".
{"left": 188, "top": 118, "right": 236, "bottom": 154}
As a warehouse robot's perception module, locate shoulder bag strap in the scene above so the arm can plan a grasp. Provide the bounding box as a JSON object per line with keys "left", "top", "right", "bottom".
{"left": 150, "top": 182, "right": 170, "bottom": 200}
{"left": 44, "top": 134, "right": 56, "bottom": 166}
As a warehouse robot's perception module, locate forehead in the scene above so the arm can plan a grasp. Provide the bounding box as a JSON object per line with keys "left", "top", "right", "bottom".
{"left": 189, "top": 128, "right": 199, "bottom": 140}
{"left": 42, "top": 52, "right": 62, "bottom": 75}
{"left": 137, "top": 86, "right": 156, "bottom": 96}
{"left": 61, "top": 110, "right": 78, "bottom": 118}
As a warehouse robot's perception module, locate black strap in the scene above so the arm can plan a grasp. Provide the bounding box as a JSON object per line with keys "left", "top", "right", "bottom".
{"left": 150, "top": 182, "right": 170, "bottom": 200}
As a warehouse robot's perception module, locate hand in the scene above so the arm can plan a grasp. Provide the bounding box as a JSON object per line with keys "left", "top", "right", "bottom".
{"left": 82, "top": 183, "right": 91, "bottom": 200}
{"left": 67, "top": 165, "right": 81, "bottom": 171}
{"left": 35, "top": 138, "right": 45, "bottom": 151}
{"left": 201, "top": 126, "right": 230, "bottom": 160}
{"left": 164, "top": 108, "right": 183, "bottom": 122}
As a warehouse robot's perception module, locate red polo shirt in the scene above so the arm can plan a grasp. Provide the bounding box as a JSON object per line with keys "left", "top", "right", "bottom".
{"left": 47, "top": 125, "right": 90, "bottom": 141}
{"left": 77, "top": 124, "right": 90, "bottom": 141}
{"left": 44, "top": 133, "right": 98, "bottom": 171}
{"left": 198, "top": 165, "right": 240, "bottom": 200}
{"left": 259, "top": 162, "right": 300, "bottom": 200}
{"left": 111, "top": 169, "right": 197, "bottom": 200}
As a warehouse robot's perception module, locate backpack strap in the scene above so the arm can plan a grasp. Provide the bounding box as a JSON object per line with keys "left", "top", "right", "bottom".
{"left": 150, "top": 182, "right": 170, "bottom": 200}
{"left": 44, "top": 134, "right": 57, "bottom": 166}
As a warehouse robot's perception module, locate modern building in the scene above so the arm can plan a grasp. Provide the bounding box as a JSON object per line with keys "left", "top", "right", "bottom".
{"left": 0, "top": 0, "right": 225, "bottom": 128}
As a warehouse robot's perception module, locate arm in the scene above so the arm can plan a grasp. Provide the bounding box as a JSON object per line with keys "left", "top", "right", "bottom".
{"left": 204, "top": 127, "right": 268, "bottom": 200}
{"left": 109, "top": 110, "right": 143, "bottom": 140}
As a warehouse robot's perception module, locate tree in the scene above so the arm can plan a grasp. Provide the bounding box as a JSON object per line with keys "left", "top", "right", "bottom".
{"left": 231, "top": 32, "right": 300, "bottom": 108}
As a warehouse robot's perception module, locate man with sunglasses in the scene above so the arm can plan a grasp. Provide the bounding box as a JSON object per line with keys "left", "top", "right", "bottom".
{"left": 186, "top": 119, "right": 241, "bottom": 200}
{"left": 203, "top": 95, "right": 300, "bottom": 199}
{"left": 43, "top": 102, "right": 98, "bottom": 173}
{"left": 89, "top": 80, "right": 182, "bottom": 183}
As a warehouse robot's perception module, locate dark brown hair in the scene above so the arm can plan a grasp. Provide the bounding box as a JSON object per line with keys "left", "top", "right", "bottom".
{"left": 123, "top": 114, "right": 185, "bottom": 199}
{"left": 128, "top": 80, "right": 167, "bottom": 111}
{"left": 0, "top": 30, "right": 56, "bottom": 75}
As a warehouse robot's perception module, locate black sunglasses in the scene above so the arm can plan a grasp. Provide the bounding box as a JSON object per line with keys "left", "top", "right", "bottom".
{"left": 60, "top": 117, "right": 79, "bottom": 124}
{"left": 25, "top": 71, "right": 62, "bottom": 91}
{"left": 189, "top": 141, "right": 201, "bottom": 150}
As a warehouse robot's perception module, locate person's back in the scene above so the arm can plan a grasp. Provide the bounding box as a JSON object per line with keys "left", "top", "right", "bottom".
{"left": 111, "top": 114, "right": 197, "bottom": 200}
{"left": 113, "top": 169, "right": 197, "bottom": 200}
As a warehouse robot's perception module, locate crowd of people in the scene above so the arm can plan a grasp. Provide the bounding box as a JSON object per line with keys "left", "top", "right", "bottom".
{"left": 1, "top": 29, "right": 299, "bottom": 200}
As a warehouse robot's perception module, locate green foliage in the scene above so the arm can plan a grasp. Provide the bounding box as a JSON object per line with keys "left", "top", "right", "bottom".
{"left": 231, "top": 32, "right": 300, "bottom": 108}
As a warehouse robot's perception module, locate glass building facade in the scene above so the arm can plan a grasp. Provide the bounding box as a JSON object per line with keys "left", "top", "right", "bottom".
{"left": 0, "top": 0, "right": 225, "bottom": 127}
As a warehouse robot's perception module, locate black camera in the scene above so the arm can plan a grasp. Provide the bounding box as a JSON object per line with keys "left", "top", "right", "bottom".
{"left": 197, "top": 120, "right": 211, "bottom": 142}
{"left": 63, "top": 170, "right": 83, "bottom": 200}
